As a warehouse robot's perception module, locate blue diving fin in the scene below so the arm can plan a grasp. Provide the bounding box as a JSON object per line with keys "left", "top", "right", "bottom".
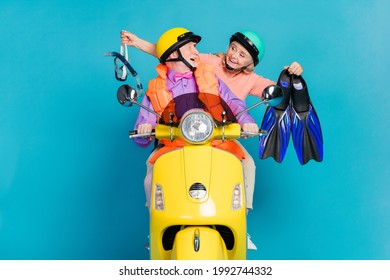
{"left": 291, "top": 75, "right": 323, "bottom": 165}
{"left": 259, "top": 69, "right": 292, "bottom": 163}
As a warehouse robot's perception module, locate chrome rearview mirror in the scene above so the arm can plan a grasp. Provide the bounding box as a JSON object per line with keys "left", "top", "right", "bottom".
{"left": 117, "top": 84, "right": 162, "bottom": 118}
{"left": 117, "top": 84, "right": 138, "bottom": 107}
{"left": 262, "top": 85, "right": 284, "bottom": 107}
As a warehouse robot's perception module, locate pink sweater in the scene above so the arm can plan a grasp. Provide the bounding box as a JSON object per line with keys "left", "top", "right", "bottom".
{"left": 199, "top": 53, "right": 275, "bottom": 100}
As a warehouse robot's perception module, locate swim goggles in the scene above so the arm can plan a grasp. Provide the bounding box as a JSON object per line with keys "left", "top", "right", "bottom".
{"left": 104, "top": 44, "right": 143, "bottom": 96}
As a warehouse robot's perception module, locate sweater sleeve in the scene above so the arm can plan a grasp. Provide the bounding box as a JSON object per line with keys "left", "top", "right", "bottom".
{"left": 217, "top": 78, "right": 255, "bottom": 125}
{"left": 132, "top": 94, "right": 157, "bottom": 148}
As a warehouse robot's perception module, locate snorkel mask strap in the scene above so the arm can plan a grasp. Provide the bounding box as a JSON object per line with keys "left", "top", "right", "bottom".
{"left": 104, "top": 45, "right": 144, "bottom": 96}
{"left": 119, "top": 44, "right": 128, "bottom": 80}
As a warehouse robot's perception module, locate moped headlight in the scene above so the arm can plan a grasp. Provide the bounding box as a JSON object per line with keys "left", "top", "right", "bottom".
{"left": 189, "top": 182, "right": 207, "bottom": 199}
{"left": 180, "top": 111, "right": 214, "bottom": 143}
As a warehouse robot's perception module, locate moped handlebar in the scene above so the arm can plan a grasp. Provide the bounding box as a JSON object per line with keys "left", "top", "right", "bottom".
{"left": 128, "top": 129, "right": 268, "bottom": 139}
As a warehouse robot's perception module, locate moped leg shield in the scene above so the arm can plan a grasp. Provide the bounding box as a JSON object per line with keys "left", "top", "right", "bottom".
{"left": 150, "top": 145, "right": 247, "bottom": 260}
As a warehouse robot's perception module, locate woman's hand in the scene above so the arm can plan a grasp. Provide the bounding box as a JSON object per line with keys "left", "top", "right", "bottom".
{"left": 284, "top": 61, "right": 304, "bottom": 76}
{"left": 120, "top": 30, "right": 139, "bottom": 47}
{"left": 242, "top": 123, "right": 259, "bottom": 138}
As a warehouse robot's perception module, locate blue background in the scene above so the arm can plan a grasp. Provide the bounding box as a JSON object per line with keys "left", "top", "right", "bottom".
{"left": 1, "top": 0, "right": 389, "bottom": 260}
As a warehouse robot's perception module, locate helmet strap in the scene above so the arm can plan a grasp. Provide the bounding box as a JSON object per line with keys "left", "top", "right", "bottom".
{"left": 165, "top": 49, "right": 196, "bottom": 72}
{"left": 224, "top": 57, "right": 253, "bottom": 72}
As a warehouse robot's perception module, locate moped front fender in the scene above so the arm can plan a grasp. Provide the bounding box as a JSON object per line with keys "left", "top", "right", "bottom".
{"left": 171, "top": 226, "right": 228, "bottom": 260}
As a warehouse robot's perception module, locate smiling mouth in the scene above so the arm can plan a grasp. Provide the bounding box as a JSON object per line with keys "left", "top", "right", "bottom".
{"left": 189, "top": 57, "right": 198, "bottom": 65}
{"left": 228, "top": 57, "right": 237, "bottom": 65}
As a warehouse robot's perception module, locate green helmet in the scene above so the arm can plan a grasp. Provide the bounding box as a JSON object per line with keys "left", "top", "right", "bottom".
{"left": 230, "top": 30, "right": 265, "bottom": 66}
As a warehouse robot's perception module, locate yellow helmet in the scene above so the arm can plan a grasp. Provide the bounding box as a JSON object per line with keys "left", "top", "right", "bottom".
{"left": 156, "top": 27, "right": 201, "bottom": 63}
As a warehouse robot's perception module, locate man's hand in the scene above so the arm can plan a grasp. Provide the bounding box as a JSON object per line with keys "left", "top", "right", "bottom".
{"left": 137, "top": 123, "right": 154, "bottom": 140}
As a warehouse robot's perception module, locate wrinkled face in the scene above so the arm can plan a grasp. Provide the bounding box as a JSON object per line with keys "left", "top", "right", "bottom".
{"left": 169, "top": 41, "right": 199, "bottom": 70}
{"left": 225, "top": 41, "right": 253, "bottom": 69}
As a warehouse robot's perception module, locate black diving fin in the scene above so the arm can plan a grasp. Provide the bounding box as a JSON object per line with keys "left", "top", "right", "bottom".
{"left": 259, "top": 69, "right": 323, "bottom": 165}
{"left": 290, "top": 74, "right": 323, "bottom": 165}
{"left": 259, "top": 69, "right": 292, "bottom": 163}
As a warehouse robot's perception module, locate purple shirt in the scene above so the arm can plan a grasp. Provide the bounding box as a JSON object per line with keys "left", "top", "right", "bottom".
{"left": 134, "top": 68, "right": 255, "bottom": 147}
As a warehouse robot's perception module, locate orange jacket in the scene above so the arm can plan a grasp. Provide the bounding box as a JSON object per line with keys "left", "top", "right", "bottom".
{"left": 146, "top": 63, "right": 245, "bottom": 164}
{"left": 146, "top": 63, "right": 221, "bottom": 116}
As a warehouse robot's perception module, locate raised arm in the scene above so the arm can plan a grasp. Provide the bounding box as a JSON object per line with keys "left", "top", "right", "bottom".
{"left": 120, "top": 30, "right": 158, "bottom": 58}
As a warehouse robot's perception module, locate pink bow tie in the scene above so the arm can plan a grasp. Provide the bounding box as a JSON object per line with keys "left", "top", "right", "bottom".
{"left": 174, "top": 71, "right": 193, "bottom": 82}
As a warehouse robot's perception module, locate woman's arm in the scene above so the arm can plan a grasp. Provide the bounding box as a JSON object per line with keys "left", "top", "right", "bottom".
{"left": 120, "top": 30, "right": 158, "bottom": 58}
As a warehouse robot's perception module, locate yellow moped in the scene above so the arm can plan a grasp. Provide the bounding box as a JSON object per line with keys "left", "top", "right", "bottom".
{"left": 117, "top": 85, "right": 283, "bottom": 260}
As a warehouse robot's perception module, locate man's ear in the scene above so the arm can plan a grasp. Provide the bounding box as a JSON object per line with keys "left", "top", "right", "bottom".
{"left": 168, "top": 50, "right": 179, "bottom": 59}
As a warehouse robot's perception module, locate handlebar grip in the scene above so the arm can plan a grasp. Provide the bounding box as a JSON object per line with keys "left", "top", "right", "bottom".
{"left": 129, "top": 130, "right": 137, "bottom": 136}
{"left": 128, "top": 129, "right": 156, "bottom": 139}
{"left": 240, "top": 129, "right": 268, "bottom": 137}
{"left": 259, "top": 129, "right": 268, "bottom": 136}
